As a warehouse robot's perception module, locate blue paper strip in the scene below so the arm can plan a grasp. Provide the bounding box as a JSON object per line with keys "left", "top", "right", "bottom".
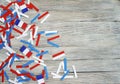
{"left": 64, "top": 58, "right": 67, "bottom": 71}
{"left": 6, "top": 26, "right": 14, "bottom": 46}
{"left": 22, "top": 60, "right": 34, "bottom": 67}
{"left": 47, "top": 41, "right": 59, "bottom": 48}
{"left": 5, "top": 16, "right": 12, "bottom": 23}
{"left": 4, "top": 71, "right": 9, "bottom": 80}
{"left": 0, "top": 62, "right": 8, "bottom": 71}
{"left": 20, "top": 40, "right": 32, "bottom": 46}
{"left": 10, "top": 8, "right": 14, "bottom": 12}
{"left": 9, "top": 55, "right": 15, "bottom": 67}
{"left": 44, "top": 66, "right": 49, "bottom": 80}
{"left": 15, "top": 53, "right": 20, "bottom": 60}
{"left": 31, "top": 14, "right": 40, "bottom": 23}
{"left": 36, "top": 50, "right": 49, "bottom": 57}
{"left": 17, "top": 0, "right": 22, "bottom": 2}
{"left": 36, "top": 74, "right": 43, "bottom": 80}
{"left": 1, "top": 10, "right": 7, "bottom": 16}
{"left": 28, "top": 45, "right": 39, "bottom": 53}
{"left": 17, "top": 77, "right": 31, "bottom": 83}
{"left": 0, "top": 43, "right": 4, "bottom": 50}
{"left": 38, "top": 31, "right": 45, "bottom": 35}
{"left": 19, "top": 70, "right": 34, "bottom": 76}
{"left": 20, "top": 40, "right": 39, "bottom": 53}
{"left": 45, "top": 32, "right": 57, "bottom": 36}
{"left": 5, "top": 12, "right": 17, "bottom": 24}
{"left": 20, "top": 69, "right": 28, "bottom": 73}
{"left": 60, "top": 70, "right": 70, "bottom": 80}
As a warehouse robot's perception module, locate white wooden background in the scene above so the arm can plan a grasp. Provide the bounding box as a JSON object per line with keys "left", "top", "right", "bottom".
{"left": 1, "top": 0, "right": 120, "bottom": 84}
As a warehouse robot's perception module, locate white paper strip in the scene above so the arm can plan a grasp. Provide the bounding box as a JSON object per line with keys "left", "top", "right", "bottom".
{"left": 35, "top": 60, "right": 46, "bottom": 66}
{"left": 56, "top": 61, "right": 64, "bottom": 74}
{"left": 45, "top": 31, "right": 58, "bottom": 34}
{"left": 32, "top": 56, "right": 44, "bottom": 63}
{"left": 53, "top": 53, "right": 65, "bottom": 60}
{"left": 23, "top": 25, "right": 31, "bottom": 35}
{"left": 33, "top": 26, "right": 38, "bottom": 38}
{"left": 20, "top": 12, "right": 29, "bottom": 18}
{"left": 72, "top": 65, "right": 78, "bottom": 78}
{"left": 16, "top": 33, "right": 28, "bottom": 39}
{"left": 53, "top": 75, "right": 74, "bottom": 78}
{"left": 30, "top": 31, "right": 33, "bottom": 44}
{"left": 27, "top": 0, "right": 30, "bottom": 4}
{"left": 40, "top": 14, "right": 50, "bottom": 23}
{"left": 16, "top": 70, "right": 26, "bottom": 79}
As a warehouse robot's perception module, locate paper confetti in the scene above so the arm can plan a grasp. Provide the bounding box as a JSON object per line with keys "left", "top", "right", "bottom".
{"left": 0, "top": 0, "right": 77, "bottom": 83}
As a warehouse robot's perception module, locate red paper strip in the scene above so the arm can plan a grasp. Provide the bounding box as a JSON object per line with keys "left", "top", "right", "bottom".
{"left": 35, "top": 34, "right": 41, "bottom": 46}
{"left": 5, "top": 53, "right": 14, "bottom": 63}
{"left": 0, "top": 26, "right": 5, "bottom": 30}
{"left": 10, "top": 18, "right": 18, "bottom": 27}
{"left": 30, "top": 24, "right": 36, "bottom": 40}
{"left": 26, "top": 2, "right": 39, "bottom": 12}
{"left": 0, "top": 62, "right": 4, "bottom": 69}
{"left": 30, "top": 24, "right": 36, "bottom": 30}
{"left": 10, "top": 68, "right": 19, "bottom": 76}
{"left": 52, "top": 51, "right": 65, "bottom": 58}
{"left": 0, "top": 70, "right": 4, "bottom": 82}
{"left": 10, "top": 68, "right": 36, "bottom": 81}
{"left": 42, "top": 70, "right": 45, "bottom": 78}
{"left": 32, "top": 27, "right": 35, "bottom": 40}
{"left": 9, "top": 34, "right": 15, "bottom": 39}
{"left": 0, "top": 10, "right": 12, "bottom": 19}
{"left": 0, "top": 26, "right": 8, "bottom": 33}
{"left": 13, "top": 28, "right": 23, "bottom": 34}
{"left": 6, "top": 2, "right": 15, "bottom": 9}
{"left": 30, "top": 63, "right": 40, "bottom": 70}
{"left": 0, "top": 39, "right": 2, "bottom": 44}
{"left": 38, "top": 50, "right": 44, "bottom": 60}
{"left": 38, "top": 11, "right": 49, "bottom": 20}
{"left": 16, "top": 54, "right": 25, "bottom": 59}
{"left": 16, "top": 65, "right": 29, "bottom": 68}
{"left": 17, "top": 0, "right": 25, "bottom": 6}
{"left": 21, "top": 73, "right": 36, "bottom": 81}
{"left": 47, "top": 35, "right": 60, "bottom": 41}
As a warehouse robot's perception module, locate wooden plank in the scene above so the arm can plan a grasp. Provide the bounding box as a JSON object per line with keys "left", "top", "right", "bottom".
{"left": 30, "top": 0, "right": 119, "bottom": 22}
{"left": 1, "top": 59, "right": 120, "bottom": 72}
{"left": 25, "top": 72, "right": 120, "bottom": 84}
{"left": 1, "top": 72, "right": 120, "bottom": 84}
{"left": 1, "top": 46, "right": 120, "bottom": 60}
{"left": 1, "top": 0, "right": 120, "bottom": 22}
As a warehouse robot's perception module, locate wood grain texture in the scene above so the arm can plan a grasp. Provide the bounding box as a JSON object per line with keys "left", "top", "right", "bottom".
{"left": 1, "top": 0, "right": 120, "bottom": 84}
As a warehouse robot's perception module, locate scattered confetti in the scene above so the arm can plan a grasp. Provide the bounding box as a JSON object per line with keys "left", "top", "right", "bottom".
{"left": 0, "top": 0, "right": 77, "bottom": 83}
